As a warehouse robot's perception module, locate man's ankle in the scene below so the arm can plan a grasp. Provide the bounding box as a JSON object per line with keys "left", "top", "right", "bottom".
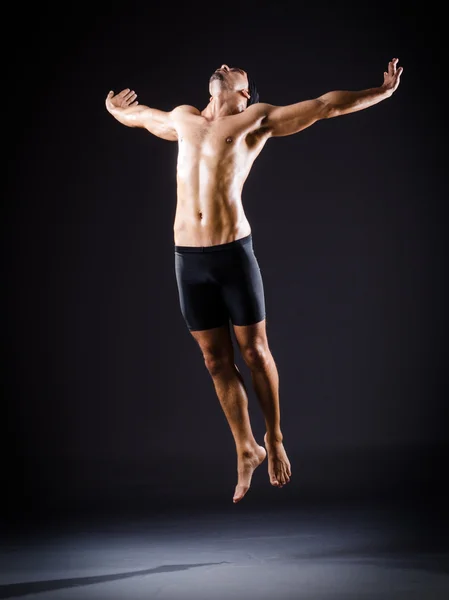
{"left": 237, "top": 441, "right": 261, "bottom": 456}
{"left": 265, "top": 431, "right": 283, "bottom": 444}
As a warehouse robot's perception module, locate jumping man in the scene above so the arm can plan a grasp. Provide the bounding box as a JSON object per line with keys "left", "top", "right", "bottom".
{"left": 105, "top": 59, "right": 403, "bottom": 503}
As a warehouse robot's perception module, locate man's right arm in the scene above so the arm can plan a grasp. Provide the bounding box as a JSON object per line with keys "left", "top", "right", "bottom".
{"left": 260, "top": 58, "right": 403, "bottom": 138}
{"left": 105, "top": 89, "right": 178, "bottom": 141}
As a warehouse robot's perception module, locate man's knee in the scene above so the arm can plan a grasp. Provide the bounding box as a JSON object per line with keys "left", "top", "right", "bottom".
{"left": 189, "top": 324, "right": 235, "bottom": 376}
{"left": 203, "top": 350, "right": 234, "bottom": 376}
{"left": 241, "top": 342, "right": 270, "bottom": 371}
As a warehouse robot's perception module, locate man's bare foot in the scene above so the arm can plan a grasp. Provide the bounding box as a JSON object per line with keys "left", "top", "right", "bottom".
{"left": 264, "top": 433, "right": 292, "bottom": 488}
{"left": 233, "top": 444, "right": 267, "bottom": 503}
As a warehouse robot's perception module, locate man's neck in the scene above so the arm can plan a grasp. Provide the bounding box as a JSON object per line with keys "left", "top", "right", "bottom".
{"left": 202, "top": 94, "right": 245, "bottom": 120}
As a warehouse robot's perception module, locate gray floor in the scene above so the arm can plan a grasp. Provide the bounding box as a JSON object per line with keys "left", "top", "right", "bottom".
{"left": 1, "top": 506, "right": 448, "bottom": 600}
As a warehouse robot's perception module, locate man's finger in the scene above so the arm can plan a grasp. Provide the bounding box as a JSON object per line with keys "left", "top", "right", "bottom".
{"left": 124, "top": 90, "right": 136, "bottom": 101}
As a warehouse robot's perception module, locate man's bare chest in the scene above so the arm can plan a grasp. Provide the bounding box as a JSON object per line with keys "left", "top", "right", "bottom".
{"left": 178, "top": 119, "right": 245, "bottom": 150}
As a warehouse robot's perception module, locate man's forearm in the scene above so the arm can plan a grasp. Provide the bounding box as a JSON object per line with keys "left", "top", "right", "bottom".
{"left": 108, "top": 105, "right": 151, "bottom": 128}
{"left": 319, "top": 87, "right": 392, "bottom": 118}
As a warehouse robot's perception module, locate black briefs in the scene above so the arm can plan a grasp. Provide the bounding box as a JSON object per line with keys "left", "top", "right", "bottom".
{"left": 174, "top": 233, "right": 266, "bottom": 331}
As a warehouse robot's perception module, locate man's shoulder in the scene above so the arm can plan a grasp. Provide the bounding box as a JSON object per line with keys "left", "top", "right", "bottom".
{"left": 246, "top": 102, "right": 272, "bottom": 112}
{"left": 171, "top": 105, "right": 201, "bottom": 116}
{"left": 243, "top": 102, "right": 273, "bottom": 123}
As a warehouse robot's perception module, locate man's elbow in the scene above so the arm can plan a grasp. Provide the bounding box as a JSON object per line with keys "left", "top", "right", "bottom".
{"left": 317, "top": 98, "right": 337, "bottom": 119}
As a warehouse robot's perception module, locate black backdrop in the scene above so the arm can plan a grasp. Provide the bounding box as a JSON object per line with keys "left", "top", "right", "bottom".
{"left": 4, "top": 1, "right": 448, "bottom": 522}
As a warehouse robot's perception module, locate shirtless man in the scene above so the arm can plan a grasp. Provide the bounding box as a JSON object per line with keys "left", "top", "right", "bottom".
{"left": 105, "top": 59, "right": 403, "bottom": 503}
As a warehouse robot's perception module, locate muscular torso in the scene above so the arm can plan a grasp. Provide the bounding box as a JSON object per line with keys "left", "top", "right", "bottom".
{"left": 171, "top": 105, "right": 269, "bottom": 246}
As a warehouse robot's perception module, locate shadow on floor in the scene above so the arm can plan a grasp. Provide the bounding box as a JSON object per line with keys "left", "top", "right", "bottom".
{"left": 0, "top": 562, "right": 229, "bottom": 599}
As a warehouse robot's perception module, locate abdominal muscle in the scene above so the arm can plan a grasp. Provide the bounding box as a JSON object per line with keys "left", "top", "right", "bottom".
{"left": 173, "top": 193, "right": 251, "bottom": 247}
{"left": 173, "top": 150, "right": 252, "bottom": 247}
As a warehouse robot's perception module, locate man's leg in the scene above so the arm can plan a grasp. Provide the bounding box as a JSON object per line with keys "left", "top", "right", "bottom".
{"left": 190, "top": 322, "right": 266, "bottom": 503}
{"left": 233, "top": 318, "right": 291, "bottom": 488}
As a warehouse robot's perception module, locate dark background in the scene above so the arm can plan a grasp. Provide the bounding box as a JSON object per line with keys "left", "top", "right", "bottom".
{"left": 4, "top": 1, "right": 448, "bottom": 524}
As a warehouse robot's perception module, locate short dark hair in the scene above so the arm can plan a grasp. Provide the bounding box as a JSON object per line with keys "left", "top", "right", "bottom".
{"left": 247, "top": 76, "right": 259, "bottom": 106}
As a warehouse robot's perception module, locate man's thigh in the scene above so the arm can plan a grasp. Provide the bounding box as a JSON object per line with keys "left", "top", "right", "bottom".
{"left": 221, "top": 243, "right": 266, "bottom": 328}
{"left": 190, "top": 322, "right": 235, "bottom": 360}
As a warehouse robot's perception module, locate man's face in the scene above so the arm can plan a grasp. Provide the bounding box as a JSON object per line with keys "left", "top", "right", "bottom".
{"left": 209, "top": 64, "right": 249, "bottom": 94}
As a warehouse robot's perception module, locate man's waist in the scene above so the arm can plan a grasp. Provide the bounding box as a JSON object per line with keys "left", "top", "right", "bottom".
{"left": 173, "top": 220, "right": 252, "bottom": 248}
{"left": 174, "top": 232, "right": 253, "bottom": 253}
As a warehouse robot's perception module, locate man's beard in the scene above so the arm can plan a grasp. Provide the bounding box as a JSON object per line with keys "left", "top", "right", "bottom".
{"left": 209, "top": 71, "right": 232, "bottom": 94}
{"left": 209, "top": 71, "right": 224, "bottom": 83}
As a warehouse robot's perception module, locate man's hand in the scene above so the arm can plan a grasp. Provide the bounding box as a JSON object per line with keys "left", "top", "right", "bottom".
{"left": 381, "top": 58, "right": 403, "bottom": 95}
{"left": 104, "top": 88, "right": 177, "bottom": 140}
{"left": 105, "top": 88, "right": 138, "bottom": 113}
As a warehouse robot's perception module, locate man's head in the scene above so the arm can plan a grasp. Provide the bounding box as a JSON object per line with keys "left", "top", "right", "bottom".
{"left": 209, "top": 64, "right": 259, "bottom": 108}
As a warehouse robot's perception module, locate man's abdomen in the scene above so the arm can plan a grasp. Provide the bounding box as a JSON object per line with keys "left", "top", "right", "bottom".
{"left": 173, "top": 195, "right": 251, "bottom": 247}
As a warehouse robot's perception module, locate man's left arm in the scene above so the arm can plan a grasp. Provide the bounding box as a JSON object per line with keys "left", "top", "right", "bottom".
{"left": 262, "top": 58, "right": 403, "bottom": 138}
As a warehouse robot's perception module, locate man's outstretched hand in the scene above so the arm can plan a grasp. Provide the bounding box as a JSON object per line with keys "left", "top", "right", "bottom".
{"left": 105, "top": 88, "right": 138, "bottom": 112}
{"left": 382, "top": 58, "right": 403, "bottom": 94}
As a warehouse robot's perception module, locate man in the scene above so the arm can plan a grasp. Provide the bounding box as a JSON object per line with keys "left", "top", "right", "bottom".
{"left": 105, "top": 59, "right": 403, "bottom": 504}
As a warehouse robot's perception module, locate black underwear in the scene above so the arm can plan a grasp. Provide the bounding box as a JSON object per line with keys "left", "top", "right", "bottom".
{"left": 174, "top": 233, "right": 266, "bottom": 331}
